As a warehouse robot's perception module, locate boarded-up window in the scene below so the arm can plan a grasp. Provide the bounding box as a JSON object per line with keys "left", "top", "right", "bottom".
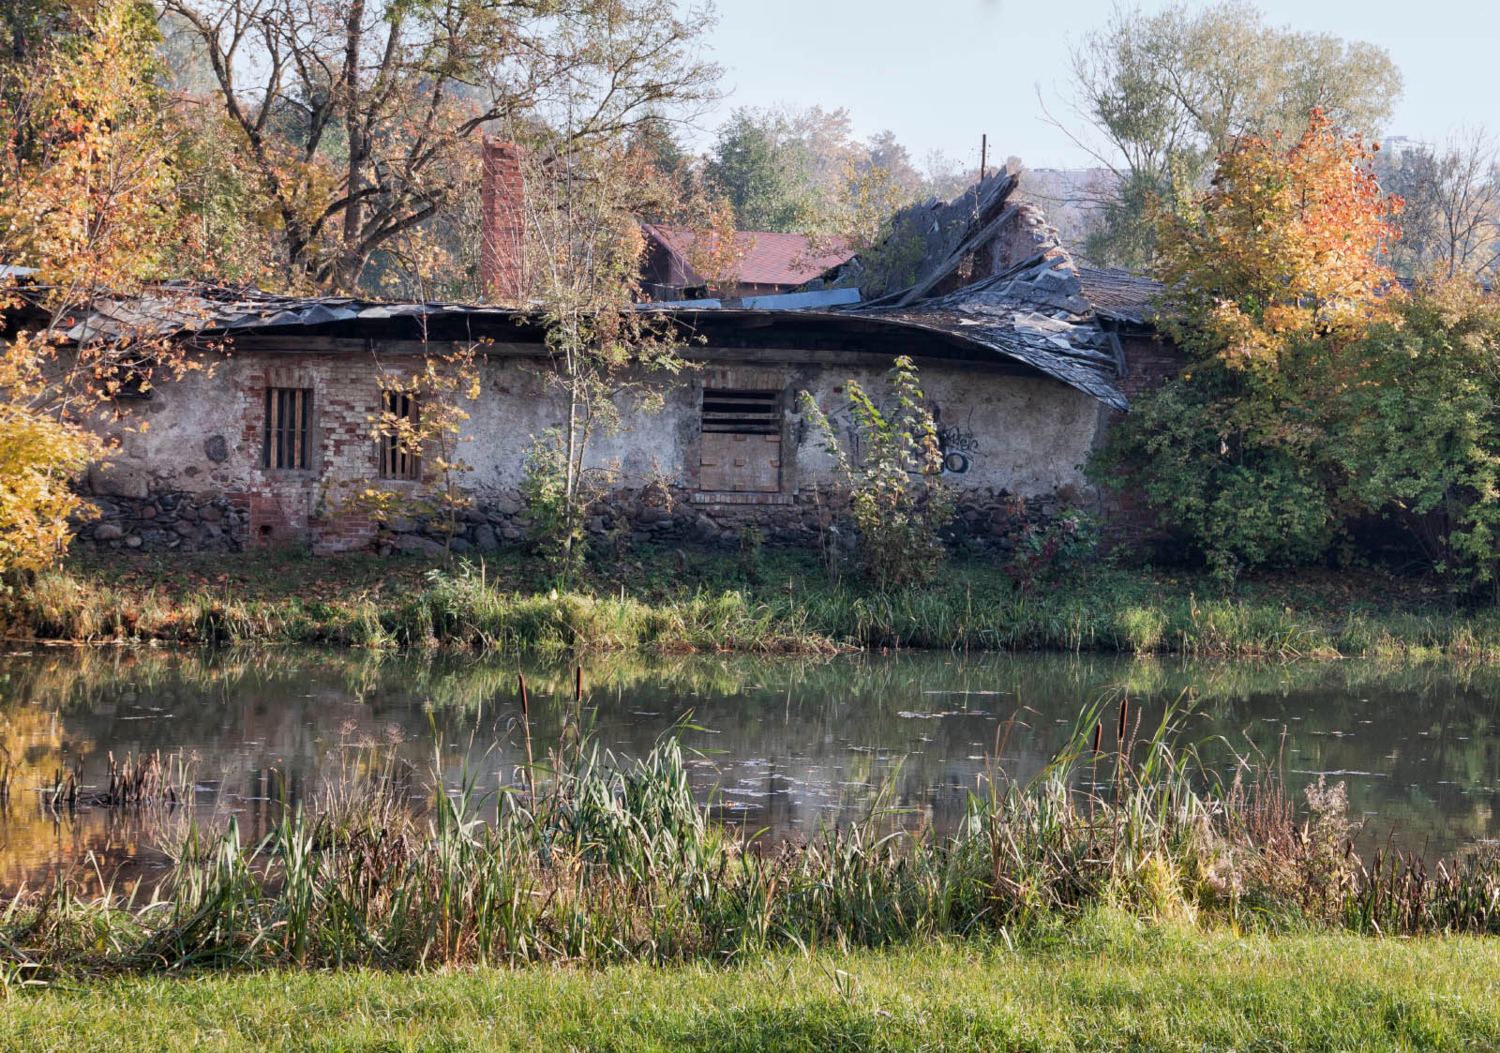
{"left": 379, "top": 391, "right": 421, "bottom": 480}
{"left": 262, "top": 388, "right": 312, "bottom": 470}
{"left": 699, "top": 389, "right": 781, "bottom": 493}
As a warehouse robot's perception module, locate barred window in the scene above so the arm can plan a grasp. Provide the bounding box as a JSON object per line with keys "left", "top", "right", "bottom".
{"left": 262, "top": 388, "right": 312, "bottom": 470}
{"left": 379, "top": 390, "right": 421, "bottom": 480}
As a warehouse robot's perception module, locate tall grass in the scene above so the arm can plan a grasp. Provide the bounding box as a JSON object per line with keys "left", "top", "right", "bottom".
{"left": 3, "top": 694, "right": 1498, "bottom": 982}
{"left": 12, "top": 554, "right": 1500, "bottom": 657}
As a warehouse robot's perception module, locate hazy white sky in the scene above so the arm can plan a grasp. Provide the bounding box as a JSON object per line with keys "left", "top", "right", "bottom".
{"left": 694, "top": 0, "right": 1500, "bottom": 171}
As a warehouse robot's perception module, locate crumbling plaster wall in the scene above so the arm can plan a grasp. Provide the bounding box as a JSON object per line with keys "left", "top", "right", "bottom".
{"left": 784, "top": 361, "right": 1100, "bottom": 500}
{"left": 85, "top": 354, "right": 248, "bottom": 498}
{"left": 463, "top": 355, "right": 697, "bottom": 490}
{"left": 77, "top": 345, "right": 1109, "bottom": 555}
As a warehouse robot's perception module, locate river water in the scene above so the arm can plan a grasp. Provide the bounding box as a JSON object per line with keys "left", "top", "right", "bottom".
{"left": 1, "top": 646, "right": 1497, "bottom": 889}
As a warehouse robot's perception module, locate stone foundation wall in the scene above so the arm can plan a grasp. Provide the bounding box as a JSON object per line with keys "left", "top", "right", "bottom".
{"left": 66, "top": 475, "right": 1075, "bottom": 561}
{"left": 358, "top": 485, "right": 1071, "bottom": 559}
{"left": 75, "top": 487, "right": 249, "bottom": 553}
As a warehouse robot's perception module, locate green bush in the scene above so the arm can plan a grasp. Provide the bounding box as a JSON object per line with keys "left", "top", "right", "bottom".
{"left": 799, "top": 357, "right": 956, "bottom": 592}
{"left": 1326, "top": 284, "right": 1500, "bottom": 593}
{"left": 1095, "top": 284, "right": 1500, "bottom": 592}
{"left": 520, "top": 427, "right": 586, "bottom": 581}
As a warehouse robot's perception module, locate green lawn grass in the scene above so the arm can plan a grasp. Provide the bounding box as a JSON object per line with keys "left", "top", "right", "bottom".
{"left": 7, "top": 916, "right": 1499, "bottom": 1051}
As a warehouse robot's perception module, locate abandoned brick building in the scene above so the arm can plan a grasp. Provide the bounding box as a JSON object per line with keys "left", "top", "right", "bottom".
{"left": 29, "top": 150, "right": 1174, "bottom": 557}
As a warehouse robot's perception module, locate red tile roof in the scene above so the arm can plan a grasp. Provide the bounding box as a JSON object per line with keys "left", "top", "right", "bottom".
{"left": 644, "top": 225, "right": 854, "bottom": 288}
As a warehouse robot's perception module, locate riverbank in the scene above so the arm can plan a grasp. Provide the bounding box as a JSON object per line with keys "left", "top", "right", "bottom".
{"left": 5, "top": 547, "right": 1498, "bottom": 657}
{"left": 6, "top": 920, "right": 1497, "bottom": 1052}
{"left": 4, "top": 700, "right": 1499, "bottom": 1048}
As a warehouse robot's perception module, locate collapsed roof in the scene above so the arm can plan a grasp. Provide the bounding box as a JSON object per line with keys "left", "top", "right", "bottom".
{"left": 651, "top": 165, "right": 1160, "bottom": 409}
{"left": 18, "top": 165, "right": 1163, "bottom": 412}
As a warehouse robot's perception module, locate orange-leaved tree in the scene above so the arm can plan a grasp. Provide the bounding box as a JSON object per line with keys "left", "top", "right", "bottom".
{"left": 1153, "top": 109, "right": 1403, "bottom": 371}
{"left": 1091, "top": 112, "right": 1405, "bottom": 583}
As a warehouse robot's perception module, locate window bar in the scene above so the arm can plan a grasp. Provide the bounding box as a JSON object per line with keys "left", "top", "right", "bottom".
{"left": 272, "top": 388, "right": 284, "bottom": 467}
{"left": 294, "top": 389, "right": 306, "bottom": 469}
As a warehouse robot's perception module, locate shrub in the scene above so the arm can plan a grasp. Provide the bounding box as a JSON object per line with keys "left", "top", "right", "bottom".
{"left": 1005, "top": 506, "right": 1100, "bottom": 592}
{"left": 1326, "top": 283, "right": 1500, "bottom": 593}
{"left": 799, "top": 357, "right": 956, "bottom": 592}
{"left": 521, "top": 427, "right": 588, "bottom": 580}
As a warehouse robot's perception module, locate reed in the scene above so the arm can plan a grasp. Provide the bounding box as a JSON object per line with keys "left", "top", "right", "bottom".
{"left": 2, "top": 691, "right": 1497, "bottom": 983}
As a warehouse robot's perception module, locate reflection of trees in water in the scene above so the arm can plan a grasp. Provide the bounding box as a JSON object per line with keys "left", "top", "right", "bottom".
{"left": 1, "top": 648, "right": 1498, "bottom": 883}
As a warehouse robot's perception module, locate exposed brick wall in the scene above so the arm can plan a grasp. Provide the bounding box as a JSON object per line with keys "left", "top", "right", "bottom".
{"left": 231, "top": 353, "right": 430, "bottom": 555}
{"left": 1116, "top": 332, "right": 1184, "bottom": 405}
{"left": 1100, "top": 331, "right": 1186, "bottom": 549}
{"left": 480, "top": 139, "right": 525, "bottom": 302}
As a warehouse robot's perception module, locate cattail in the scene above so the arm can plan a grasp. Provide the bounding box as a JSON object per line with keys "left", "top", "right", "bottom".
{"left": 575, "top": 664, "right": 583, "bottom": 703}
{"left": 1092, "top": 722, "right": 1103, "bottom": 755}
{"left": 1117, "top": 698, "right": 1129, "bottom": 744}
{"left": 517, "top": 670, "right": 535, "bottom": 809}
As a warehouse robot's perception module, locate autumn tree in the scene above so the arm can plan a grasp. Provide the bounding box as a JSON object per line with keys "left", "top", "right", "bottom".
{"left": 517, "top": 134, "right": 696, "bottom": 577}
{"left": 160, "top": 0, "right": 721, "bottom": 293}
{"left": 1091, "top": 114, "right": 1402, "bottom": 582}
{"left": 0, "top": 0, "right": 194, "bottom": 573}
{"left": 1057, "top": 0, "right": 1402, "bottom": 268}
{"left": 1152, "top": 111, "right": 1401, "bottom": 369}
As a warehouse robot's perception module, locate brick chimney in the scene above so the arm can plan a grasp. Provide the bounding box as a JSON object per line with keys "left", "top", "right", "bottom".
{"left": 480, "top": 138, "right": 525, "bottom": 302}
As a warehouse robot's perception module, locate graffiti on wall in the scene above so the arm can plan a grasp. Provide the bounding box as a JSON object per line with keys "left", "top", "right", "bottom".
{"left": 932, "top": 406, "right": 981, "bottom": 475}
{"left": 811, "top": 394, "right": 985, "bottom": 476}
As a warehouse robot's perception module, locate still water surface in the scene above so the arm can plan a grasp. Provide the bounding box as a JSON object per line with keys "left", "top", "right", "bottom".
{"left": 1, "top": 646, "right": 1498, "bottom": 888}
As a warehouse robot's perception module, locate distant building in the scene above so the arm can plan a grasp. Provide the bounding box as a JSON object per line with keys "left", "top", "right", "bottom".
{"left": 639, "top": 225, "right": 854, "bottom": 300}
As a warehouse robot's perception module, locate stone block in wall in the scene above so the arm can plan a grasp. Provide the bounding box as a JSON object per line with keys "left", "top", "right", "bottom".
{"left": 395, "top": 535, "right": 447, "bottom": 557}
{"left": 87, "top": 464, "right": 150, "bottom": 500}
{"left": 487, "top": 492, "right": 525, "bottom": 517}
{"left": 473, "top": 525, "right": 500, "bottom": 551}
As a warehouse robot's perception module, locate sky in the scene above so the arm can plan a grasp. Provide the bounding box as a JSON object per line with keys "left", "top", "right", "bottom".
{"left": 692, "top": 0, "right": 1500, "bottom": 172}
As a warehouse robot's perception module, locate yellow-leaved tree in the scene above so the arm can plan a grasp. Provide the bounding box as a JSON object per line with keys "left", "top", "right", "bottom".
{"left": 1152, "top": 108, "right": 1403, "bottom": 371}
{"left": 0, "top": 0, "right": 192, "bottom": 577}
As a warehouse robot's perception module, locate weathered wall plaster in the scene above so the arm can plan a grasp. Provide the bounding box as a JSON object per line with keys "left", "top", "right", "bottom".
{"left": 76, "top": 345, "right": 1109, "bottom": 556}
